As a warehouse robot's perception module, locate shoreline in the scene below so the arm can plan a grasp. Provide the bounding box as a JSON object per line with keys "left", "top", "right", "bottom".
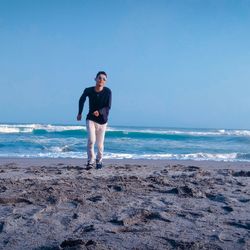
{"left": 0, "top": 157, "right": 249, "bottom": 249}
{"left": 0, "top": 157, "right": 250, "bottom": 170}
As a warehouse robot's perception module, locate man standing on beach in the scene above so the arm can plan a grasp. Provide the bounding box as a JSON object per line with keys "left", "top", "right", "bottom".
{"left": 77, "top": 71, "right": 112, "bottom": 169}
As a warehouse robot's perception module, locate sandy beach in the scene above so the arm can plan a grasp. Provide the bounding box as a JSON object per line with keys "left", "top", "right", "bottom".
{"left": 0, "top": 158, "right": 249, "bottom": 250}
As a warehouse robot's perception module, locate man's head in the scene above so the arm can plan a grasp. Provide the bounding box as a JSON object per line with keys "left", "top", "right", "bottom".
{"left": 95, "top": 71, "right": 107, "bottom": 88}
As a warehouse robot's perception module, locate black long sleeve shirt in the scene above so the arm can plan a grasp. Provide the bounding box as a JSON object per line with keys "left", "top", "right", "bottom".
{"left": 78, "top": 86, "right": 112, "bottom": 124}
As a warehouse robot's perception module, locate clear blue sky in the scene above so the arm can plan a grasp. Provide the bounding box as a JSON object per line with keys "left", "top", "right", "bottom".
{"left": 1, "top": 0, "right": 250, "bottom": 129}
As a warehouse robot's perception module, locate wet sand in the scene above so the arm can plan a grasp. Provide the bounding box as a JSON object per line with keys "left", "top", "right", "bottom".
{"left": 0, "top": 158, "right": 249, "bottom": 250}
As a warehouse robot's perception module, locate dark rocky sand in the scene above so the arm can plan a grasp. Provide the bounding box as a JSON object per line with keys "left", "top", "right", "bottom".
{"left": 0, "top": 158, "right": 249, "bottom": 250}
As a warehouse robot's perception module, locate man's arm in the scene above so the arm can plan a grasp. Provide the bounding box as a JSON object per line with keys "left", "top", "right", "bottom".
{"left": 77, "top": 89, "right": 87, "bottom": 120}
{"left": 98, "top": 90, "right": 112, "bottom": 117}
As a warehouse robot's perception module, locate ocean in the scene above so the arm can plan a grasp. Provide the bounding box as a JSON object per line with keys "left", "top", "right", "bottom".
{"left": 0, "top": 123, "right": 250, "bottom": 161}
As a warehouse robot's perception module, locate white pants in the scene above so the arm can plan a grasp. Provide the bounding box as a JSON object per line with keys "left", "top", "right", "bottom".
{"left": 86, "top": 119, "right": 107, "bottom": 163}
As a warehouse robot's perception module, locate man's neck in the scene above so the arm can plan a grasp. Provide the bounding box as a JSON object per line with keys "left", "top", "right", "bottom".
{"left": 95, "top": 86, "right": 104, "bottom": 92}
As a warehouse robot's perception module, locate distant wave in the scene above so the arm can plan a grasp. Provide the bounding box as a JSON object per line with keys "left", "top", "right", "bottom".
{"left": 107, "top": 127, "right": 250, "bottom": 137}
{"left": 1, "top": 124, "right": 250, "bottom": 137}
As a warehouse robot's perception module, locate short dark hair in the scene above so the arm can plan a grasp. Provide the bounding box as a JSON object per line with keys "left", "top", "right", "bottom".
{"left": 96, "top": 71, "right": 107, "bottom": 78}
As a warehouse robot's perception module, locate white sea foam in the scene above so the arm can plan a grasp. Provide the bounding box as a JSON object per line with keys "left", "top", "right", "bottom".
{"left": 104, "top": 152, "right": 239, "bottom": 161}
{"left": 0, "top": 151, "right": 86, "bottom": 158}
{"left": 0, "top": 126, "right": 20, "bottom": 133}
{"left": 0, "top": 151, "right": 248, "bottom": 162}
{"left": 0, "top": 124, "right": 86, "bottom": 133}
{"left": 49, "top": 145, "right": 73, "bottom": 152}
{"left": 0, "top": 124, "right": 33, "bottom": 133}
{"left": 224, "top": 130, "right": 250, "bottom": 136}
{"left": 36, "top": 124, "right": 86, "bottom": 132}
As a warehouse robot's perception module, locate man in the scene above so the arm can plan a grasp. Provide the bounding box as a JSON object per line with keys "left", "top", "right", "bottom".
{"left": 77, "top": 71, "right": 112, "bottom": 169}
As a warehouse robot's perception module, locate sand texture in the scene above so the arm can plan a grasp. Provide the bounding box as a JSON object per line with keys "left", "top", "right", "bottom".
{"left": 0, "top": 158, "right": 249, "bottom": 250}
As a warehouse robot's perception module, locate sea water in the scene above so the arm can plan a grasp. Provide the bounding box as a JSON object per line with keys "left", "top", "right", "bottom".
{"left": 0, "top": 123, "right": 250, "bottom": 161}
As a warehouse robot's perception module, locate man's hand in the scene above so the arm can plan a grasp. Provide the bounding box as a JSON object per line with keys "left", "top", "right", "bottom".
{"left": 93, "top": 110, "right": 99, "bottom": 117}
{"left": 77, "top": 114, "right": 82, "bottom": 121}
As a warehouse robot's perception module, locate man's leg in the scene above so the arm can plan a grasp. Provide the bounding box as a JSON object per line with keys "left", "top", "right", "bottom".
{"left": 96, "top": 123, "right": 107, "bottom": 164}
{"left": 86, "top": 120, "right": 96, "bottom": 164}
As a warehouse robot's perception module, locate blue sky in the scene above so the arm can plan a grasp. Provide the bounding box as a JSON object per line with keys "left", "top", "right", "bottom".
{"left": 0, "top": 0, "right": 250, "bottom": 129}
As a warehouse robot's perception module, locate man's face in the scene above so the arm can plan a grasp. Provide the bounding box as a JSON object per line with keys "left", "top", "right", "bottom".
{"left": 95, "top": 74, "right": 107, "bottom": 88}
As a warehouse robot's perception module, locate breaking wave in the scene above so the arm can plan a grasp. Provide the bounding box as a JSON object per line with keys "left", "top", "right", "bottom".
{"left": 1, "top": 124, "right": 250, "bottom": 138}
{"left": 0, "top": 151, "right": 249, "bottom": 162}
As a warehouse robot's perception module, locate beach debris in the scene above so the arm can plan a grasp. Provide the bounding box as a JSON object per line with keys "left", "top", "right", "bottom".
{"left": 0, "top": 221, "right": 4, "bottom": 233}
{"left": 60, "top": 238, "right": 85, "bottom": 248}
{"left": 222, "top": 206, "right": 233, "bottom": 213}
{"left": 107, "top": 184, "right": 123, "bottom": 192}
{"left": 73, "top": 224, "right": 95, "bottom": 233}
{"left": 238, "top": 198, "right": 250, "bottom": 203}
{"left": 46, "top": 196, "right": 58, "bottom": 205}
{"left": 225, "top": 220, "right": 250, "bottom": 230}
{"left": 186, "top": 166, "right": 200, "bottom": 171}
{"left": 87, "top": 195, "right": 102, "bottom": 202}
{"left": 232, "top": 171, "right": 250, "bottom": 177}
{"left": 205, "top": 193, "right": 228, "bottom": 204}
{"left": 0, "top": 197, "right": 33, "bottom": 205}
{"left": 0, "top": 186, "right": 7, "bottom": 193}
{"left": 165, "top": 186, "right": 198, "bottom": 198}
{"left": 160, "top": 237, "right": 223, "bottom": 250}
